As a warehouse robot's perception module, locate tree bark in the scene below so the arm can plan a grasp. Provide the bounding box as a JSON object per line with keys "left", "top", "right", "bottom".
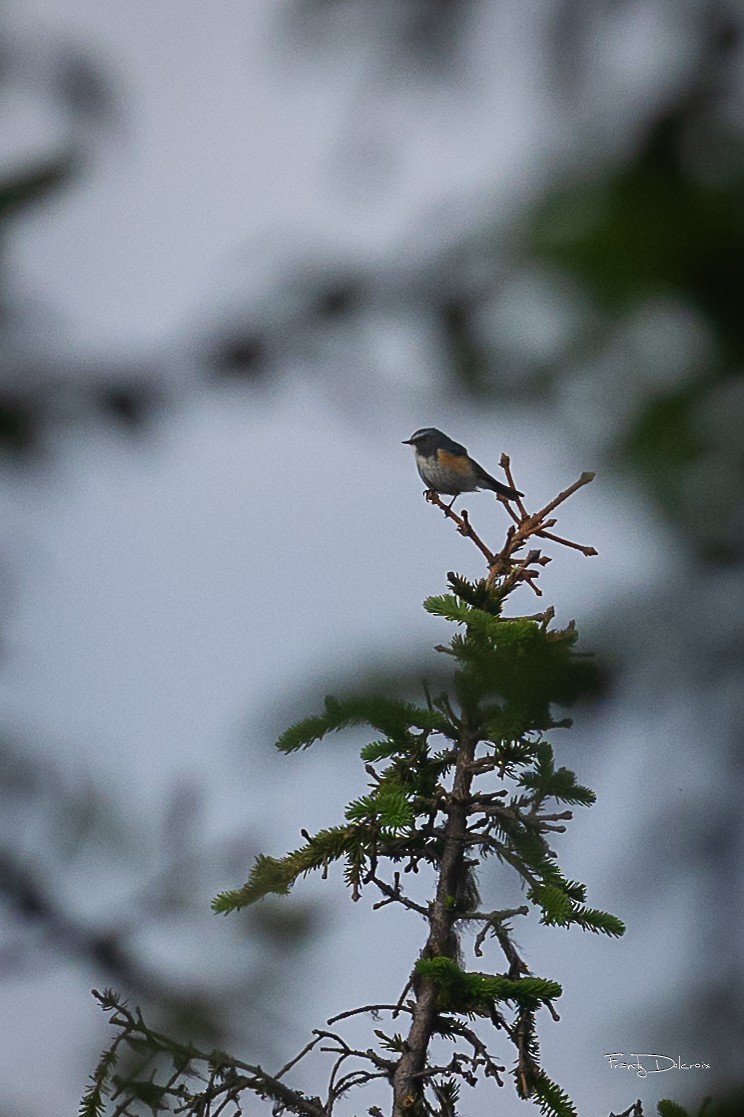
{"left": 392, "top": 726, "right": 478, "bottom": 1116}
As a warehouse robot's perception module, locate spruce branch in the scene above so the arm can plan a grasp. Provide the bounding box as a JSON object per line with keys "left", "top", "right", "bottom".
{"left": 84, "top": 989, "right": 326, "bottom": 1117}
{"left": 425, "top": 464, "right": 597, "bottom": 595}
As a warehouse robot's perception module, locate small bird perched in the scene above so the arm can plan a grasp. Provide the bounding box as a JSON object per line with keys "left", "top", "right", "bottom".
{"left": 403, "top": 427, "right": 523, "bottom": 507}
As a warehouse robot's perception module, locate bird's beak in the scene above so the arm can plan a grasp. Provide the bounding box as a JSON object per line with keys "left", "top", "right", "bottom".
{"left": 402, "top": 438, "right": 413, "bottom": 445}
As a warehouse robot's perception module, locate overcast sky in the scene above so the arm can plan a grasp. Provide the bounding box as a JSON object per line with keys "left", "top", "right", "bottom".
{"left": 0, "top": 4, "right": 701, "bottom": 1116}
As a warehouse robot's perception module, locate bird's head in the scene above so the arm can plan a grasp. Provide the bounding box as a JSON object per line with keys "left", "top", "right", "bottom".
{"left": 402, "top": 428, "right": 446, "bottom": 455}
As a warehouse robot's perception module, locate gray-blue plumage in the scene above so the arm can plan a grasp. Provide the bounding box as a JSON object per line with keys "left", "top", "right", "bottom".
{"left": 402, "top": 427, "right": 523, "bottom": 503}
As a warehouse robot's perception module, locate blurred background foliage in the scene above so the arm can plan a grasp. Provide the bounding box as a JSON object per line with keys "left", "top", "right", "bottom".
{"left": 0, "top": 0, "right": 742, "bottom": 1113}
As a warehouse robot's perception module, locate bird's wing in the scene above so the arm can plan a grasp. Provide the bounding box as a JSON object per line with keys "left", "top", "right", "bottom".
{"left": 436, "top": 449, "right": 476, "bottom": 477}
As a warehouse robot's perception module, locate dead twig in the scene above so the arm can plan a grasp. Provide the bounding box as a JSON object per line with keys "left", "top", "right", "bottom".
{"left": 423, "top": 462, "right": 597, "bottom": 594}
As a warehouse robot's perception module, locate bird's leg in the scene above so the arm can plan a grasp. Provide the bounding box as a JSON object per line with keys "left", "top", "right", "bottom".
{"left": 446, "top": 494, "right": 459, "bottom": 510}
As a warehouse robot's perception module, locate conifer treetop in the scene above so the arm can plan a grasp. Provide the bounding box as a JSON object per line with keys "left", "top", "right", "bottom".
{"left": 83, "top": 467, "right": 670, "bottom": 1117}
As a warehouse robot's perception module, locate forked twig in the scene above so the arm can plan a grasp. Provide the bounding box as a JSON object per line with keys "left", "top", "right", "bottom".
{"left": 423, "top": 461, "right": 596, "bottom": 594}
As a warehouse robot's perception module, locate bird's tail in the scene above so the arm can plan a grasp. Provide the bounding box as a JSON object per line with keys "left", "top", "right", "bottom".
{"left": 492, "top": 479, "right": 523, "bottom": 501}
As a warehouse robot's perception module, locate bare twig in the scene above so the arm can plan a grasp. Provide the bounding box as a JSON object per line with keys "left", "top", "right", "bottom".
{"left": 444, "top": 1019, "right": 507, "bottom": 1086}
{"left": 369, "top": 873, "right": 430, "bottom": 917}
{"left": 425, "top": 491, "right": 495, "bottom": 564}
{"left": 423, "top": 465, "right": 597, "bottom": 594}
{"left": 326, "top": 1003, "right": 413, "bottom": 1026}
{"left": 275, "top": 1033, "right": 324, "bottom": 1081}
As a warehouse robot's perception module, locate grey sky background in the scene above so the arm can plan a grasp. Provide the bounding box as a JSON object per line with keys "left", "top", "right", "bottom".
{"left": 0, "top": 3, "right": 723, "bottom": 1115}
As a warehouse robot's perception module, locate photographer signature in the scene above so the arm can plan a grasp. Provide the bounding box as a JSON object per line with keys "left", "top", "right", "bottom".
{"left": 605, "top": 1053, "right": 711, "bottom": 1077}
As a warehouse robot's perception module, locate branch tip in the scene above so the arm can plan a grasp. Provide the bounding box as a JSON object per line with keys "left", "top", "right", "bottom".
{"left": 424, "top": 466, "right": 597, "bottom": 592}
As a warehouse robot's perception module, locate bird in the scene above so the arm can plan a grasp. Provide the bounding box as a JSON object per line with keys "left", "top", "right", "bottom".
{"left": 402, "top": 427, "right": 523, "bottom": 507}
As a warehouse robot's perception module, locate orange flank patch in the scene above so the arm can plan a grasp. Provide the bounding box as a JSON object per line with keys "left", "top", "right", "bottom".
{"left": 436, "top": 449, "right": 471, "bottom": 474}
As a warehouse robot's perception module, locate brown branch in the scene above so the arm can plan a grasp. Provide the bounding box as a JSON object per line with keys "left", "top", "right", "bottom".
{"left": 536, "top": 528, "right": 598, "bottom": 556}
{"left": 424, "top": 463, "right": 597, "bottom": 595}
{"left": 327, "top": 1003, "right": 413, "bottom": 1026}
{"left": 275, "top": 1034, "right": 324, "bottom": 1081}
{"left": 425, "top": 491, "right": 496, "bottom": 564}
{"left": 391, "top": 725, "right": 481, "bottom": 1115}
{"left": 535, "top": 469, "right": 596, "bottom": 519}
{"left": 444, "top": 1019, "right": 506, "bottom": 1086}
{"left": 369, "top": 873, "right": 429, "bottom": 916}
{"left": 511, "top": 1008, "right": 540, "bottom": 1099}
